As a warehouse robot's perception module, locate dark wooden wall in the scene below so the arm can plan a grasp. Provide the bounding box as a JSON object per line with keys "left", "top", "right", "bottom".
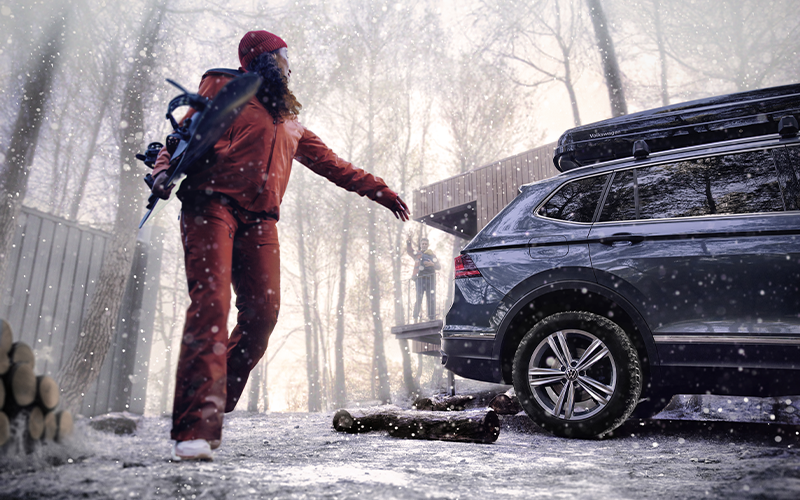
{"left": 412, "top": 142, "right": 559, "bottom": 234}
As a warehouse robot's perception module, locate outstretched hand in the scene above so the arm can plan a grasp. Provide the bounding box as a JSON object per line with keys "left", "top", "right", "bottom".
{"left": 390, "top": 196, "right": 411, "bottom": 221}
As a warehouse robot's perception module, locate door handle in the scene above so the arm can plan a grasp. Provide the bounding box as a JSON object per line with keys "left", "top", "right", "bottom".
{"left": 600, "top": 233, "right": 644, "bottom": 245}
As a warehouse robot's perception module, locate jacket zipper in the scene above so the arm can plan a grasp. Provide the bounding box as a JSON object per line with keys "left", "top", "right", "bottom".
{"left": 250, "top": 118, "right": 279, "bottom": 211}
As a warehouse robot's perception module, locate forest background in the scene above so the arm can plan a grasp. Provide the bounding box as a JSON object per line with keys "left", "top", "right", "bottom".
{"left": 0, "top": 0, "right": 797, "bottom": 416}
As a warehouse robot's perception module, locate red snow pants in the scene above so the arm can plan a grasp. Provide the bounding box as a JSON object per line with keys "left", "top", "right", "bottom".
{"left": 171, "top": 197, "right": 280, "bottom": 442}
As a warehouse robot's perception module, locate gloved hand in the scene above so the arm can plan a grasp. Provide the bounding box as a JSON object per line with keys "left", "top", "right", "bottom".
{"left": 374, "top": 190, "right": 410, "bottom": 221}
{"left": 151, "top": 170, "right": 174, "bottom": 200}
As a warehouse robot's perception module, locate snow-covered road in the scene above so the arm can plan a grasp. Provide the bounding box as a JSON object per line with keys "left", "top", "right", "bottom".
{"left": 1, "top": 399, "right": 799, "bottom": 499}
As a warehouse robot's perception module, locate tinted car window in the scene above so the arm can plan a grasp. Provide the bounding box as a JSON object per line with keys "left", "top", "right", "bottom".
{"left": 600, "top": 170, "right": 636, "bottom": 222}
{"left": 772, "top": 146, "right": 800, "bottom": 210}
{"left": 599, "top": 150, "right": 784, "bottom": 222}
{"left": 538, "top": 174, "right": 609, "bottom": 223}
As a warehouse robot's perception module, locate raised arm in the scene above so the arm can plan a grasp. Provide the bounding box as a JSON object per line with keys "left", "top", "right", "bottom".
{"left": 295, "top": 127, "right": 410, "bottom": 221}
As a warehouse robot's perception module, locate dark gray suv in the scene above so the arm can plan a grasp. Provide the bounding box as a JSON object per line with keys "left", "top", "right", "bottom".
{"left": 442, "top": 84, "right": 800, "bottom": 438}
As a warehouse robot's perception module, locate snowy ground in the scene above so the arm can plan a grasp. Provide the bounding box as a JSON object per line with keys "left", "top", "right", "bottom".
{"left": 1, "top": 395, "right": 799, "bottom": 500}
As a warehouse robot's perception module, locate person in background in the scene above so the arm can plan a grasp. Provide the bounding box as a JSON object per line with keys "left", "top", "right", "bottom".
{"left": 406, "top": 236, "right": 440, "bottom": 322}
{"left": 150, "top": 30, "right": 410, "bottom": 461}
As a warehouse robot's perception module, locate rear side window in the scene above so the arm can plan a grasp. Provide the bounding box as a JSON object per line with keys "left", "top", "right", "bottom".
{"left": 599, "top": 150, "right": 784, "bottom": 222}
{"left": 538, "top": 174, "right": 610, "bottom": 223}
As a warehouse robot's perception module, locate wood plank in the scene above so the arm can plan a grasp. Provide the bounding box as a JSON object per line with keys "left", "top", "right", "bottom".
{"left": 35, "top": 221, "right": 69, "bottom": 376}
{"left": 0, "top": 212, "right": 26, "bottom": 321}
{"left": 8, "top": 215, "right": 41, "bottom": 338}
{"left": 47, "top": 226, "right": 82, "bottom": 377}
{"left": 21, "top": 217, "right": 56, "bottom": 349}
{"left": 58, "top": 232, "right": 103, "bottom": 368}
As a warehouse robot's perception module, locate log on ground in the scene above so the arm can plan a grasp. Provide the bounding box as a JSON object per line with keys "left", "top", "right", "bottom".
{"left": 489, "top": 393, "right": 522, "bottom": 415}
{"left": 332, "top": 405, "right": 404, "bottom": 434}
{"left": 413, "top": 389, "right": 509, "bottom": 411}
{"left": 333, "top": 407, "right": 501, "bottom": 444}
{"left": 388, "top": 409, "right": 500, "bottom": 444}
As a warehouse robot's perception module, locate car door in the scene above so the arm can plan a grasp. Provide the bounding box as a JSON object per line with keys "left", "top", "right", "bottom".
{"left": 588, "top": 147, "right": 800, "bottom": 375}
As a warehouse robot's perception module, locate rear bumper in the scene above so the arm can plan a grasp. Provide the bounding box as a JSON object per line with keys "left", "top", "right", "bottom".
{"left": 441, "top": 329, "right": 503, "bottom": 383}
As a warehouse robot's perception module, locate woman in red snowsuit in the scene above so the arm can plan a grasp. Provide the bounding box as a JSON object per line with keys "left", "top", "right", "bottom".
{"left": 150, "top": 30, "right": 409, "bottom": 460}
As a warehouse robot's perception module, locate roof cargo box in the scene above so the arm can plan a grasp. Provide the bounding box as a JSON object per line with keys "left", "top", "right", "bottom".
{"left": 553, "top": 83, "right": 800, "bottom": 172}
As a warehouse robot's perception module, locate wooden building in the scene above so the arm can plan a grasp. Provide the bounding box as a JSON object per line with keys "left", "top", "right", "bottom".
{"left": 412, "top": 142, "right": 559, "bottom": 239}
{"left": 391, "top": 143, "right": 561, "bottom": 373}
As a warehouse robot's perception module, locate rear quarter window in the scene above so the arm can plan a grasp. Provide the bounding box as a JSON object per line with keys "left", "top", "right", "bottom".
{"left": 537, "top": 174, "right": 610, "bottom": 223}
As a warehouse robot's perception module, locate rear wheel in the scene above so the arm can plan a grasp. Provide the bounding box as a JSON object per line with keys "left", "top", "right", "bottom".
{"left": 512, "top": 311, "right": 642, "bottom": 438}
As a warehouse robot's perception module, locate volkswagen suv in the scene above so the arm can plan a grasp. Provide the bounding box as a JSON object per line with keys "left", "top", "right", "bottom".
{"left": 442, "top": 84, "right": 800, "bottom": 438}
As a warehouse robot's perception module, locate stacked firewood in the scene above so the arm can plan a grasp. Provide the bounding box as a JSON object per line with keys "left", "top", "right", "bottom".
{"left": 1, "top": 319, "right": 73, "bottom": 450}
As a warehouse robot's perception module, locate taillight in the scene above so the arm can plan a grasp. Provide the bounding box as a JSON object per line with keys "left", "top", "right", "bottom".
{"left": 454, "top": 254, "right": 482, "bottom": 279}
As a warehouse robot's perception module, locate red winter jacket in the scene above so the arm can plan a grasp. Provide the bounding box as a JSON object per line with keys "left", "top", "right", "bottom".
{"left": 153, "top": 70, "right": 397, "bottom": 219}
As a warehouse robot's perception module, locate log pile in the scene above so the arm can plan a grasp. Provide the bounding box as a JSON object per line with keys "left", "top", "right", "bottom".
{"left": 333, "top": 406, "right": 500, "bottom": 444}
{"left": 332, "top": 388, "right": 526, "bottom": 444}
{"left": 1, "top": 318, "right": 73, "bottom": 450}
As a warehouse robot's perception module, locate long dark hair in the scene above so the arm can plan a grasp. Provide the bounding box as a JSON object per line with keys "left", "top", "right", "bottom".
{"left": 247, "top": 51, "right": 302, "bottom": 120}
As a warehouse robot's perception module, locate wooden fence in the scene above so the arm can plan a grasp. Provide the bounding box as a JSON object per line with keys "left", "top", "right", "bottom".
{"left": 0, "top": 207, "right": 162, "bottom": 416}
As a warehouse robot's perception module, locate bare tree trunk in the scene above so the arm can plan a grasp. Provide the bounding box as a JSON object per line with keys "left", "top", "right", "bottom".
{"left": 392, "top": 91, "right": 417, "bottom": 398}
{"left": 363, "top": 56, "right": 391, "bottom": 404}
{"left": 332, "top": 199, "right": 351, "bottom": 408}
{"left": 261, "top": 361, "right": 269, "bottom": 411}
{"left": 247, "top": 362, "right": 261, "bottom": 412}
{"left": 296, "top": 172, "right": 322, "bottom": 412}
{"left": 58, "top": 1, "right": 166, "bottom": 415}
{"left": 585, "top": 0, "right": 627, "bottom": 117}
{"left": 368, "top": 208, "right": 391, "bottom": 404}
{"left": 0, "top": 15, "right": 64, "bottom": 282}
{"left": 652, "top": 0, "right": 670, "bottom": 106}
{"left": 68, "top": 81, "right": 116, "bottom": 220}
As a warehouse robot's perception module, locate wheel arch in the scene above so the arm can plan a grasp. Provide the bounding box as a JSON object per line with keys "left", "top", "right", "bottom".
{"left": 494, "top": 281, "right": 660, "bottom": 387}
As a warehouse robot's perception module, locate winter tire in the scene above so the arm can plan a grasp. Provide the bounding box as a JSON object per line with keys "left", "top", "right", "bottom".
{"left": 631, "top": 389, "right": 674, "bottom": 419}
{"left": 512, "top": 311, "right": 642, "bottom": 439}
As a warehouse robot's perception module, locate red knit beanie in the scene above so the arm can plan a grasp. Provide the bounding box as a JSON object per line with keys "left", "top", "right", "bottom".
{"left": 238, "top": 30, "right": 287, "bottom": 70}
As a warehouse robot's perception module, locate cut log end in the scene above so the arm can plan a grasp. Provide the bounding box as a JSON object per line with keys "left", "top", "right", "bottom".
{"left": 0, "top": 411, "right": 9, "bottom": 447}
{"left": 43, "top": 410, "right": 57, "bottom": 441}
{"left": 8, "top": 363, "right": 37, "bottom": 410}
{"left": 36, "top": 375, "right": 60, "bottom": 411}
{"left": 0, "top": 319, "right": 12, "bottom": 355}
{"left": 56, "top": 410, "right": 74, "bottom": 442}
{"left": 0, "top": 351, "right": 9, "bottom": 377}
{"left": 27, "top": 406, "right": 44, "bottom": 441}
{"left": 9, "top": 342, "right": 34, "bottom": 368}
{"left": 332, "top": 409, "right": 355, "bottom": 433}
